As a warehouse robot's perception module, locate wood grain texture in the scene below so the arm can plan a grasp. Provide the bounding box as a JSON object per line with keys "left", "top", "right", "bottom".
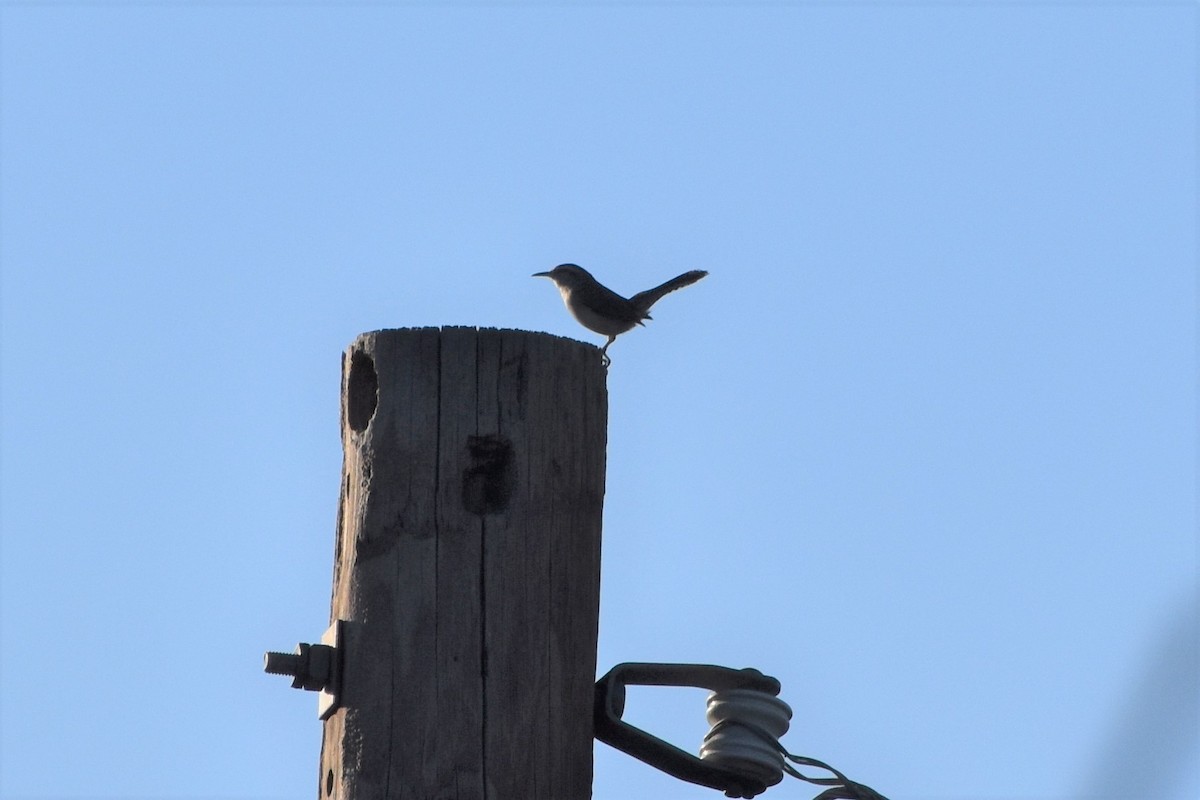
{"left": 319, "top": 327, "right": 607, "bottom": 800}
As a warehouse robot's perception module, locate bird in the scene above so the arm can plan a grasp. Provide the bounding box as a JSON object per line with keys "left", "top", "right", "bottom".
{"left": 533, "top": 263, "right": 708, "bottom": 365}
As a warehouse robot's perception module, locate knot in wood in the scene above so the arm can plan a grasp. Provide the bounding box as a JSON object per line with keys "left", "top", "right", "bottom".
{"left": 462, "top": 434, "right": 514, "bottom": 515}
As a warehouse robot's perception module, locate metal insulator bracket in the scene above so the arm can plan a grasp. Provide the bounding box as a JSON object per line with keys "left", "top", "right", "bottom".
{"left": 593, "top": 662, "right": 782, "bottom": 799}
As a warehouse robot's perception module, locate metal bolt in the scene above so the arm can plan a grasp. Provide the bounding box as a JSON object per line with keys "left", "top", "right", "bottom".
{"left": 263, "top": 621, "right": 344, "bottom": 720}
{"left": 263, "top": 642, "right": 333, "bottom": 691}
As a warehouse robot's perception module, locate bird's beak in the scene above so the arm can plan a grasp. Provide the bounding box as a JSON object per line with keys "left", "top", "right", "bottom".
{"left": 532, "top": 271, "right": 551, "bottom": 278}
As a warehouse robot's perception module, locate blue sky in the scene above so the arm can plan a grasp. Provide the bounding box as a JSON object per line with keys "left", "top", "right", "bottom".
{"left": 0, "top": 3, "right": 1195, "bottom": 799}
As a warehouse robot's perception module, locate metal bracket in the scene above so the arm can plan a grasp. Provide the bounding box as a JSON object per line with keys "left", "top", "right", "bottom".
{"left": 593, "top": 662, "right": 782, "bottom": 799}
{"left": 263, "top": 620, "right": 344, "bottom": 720}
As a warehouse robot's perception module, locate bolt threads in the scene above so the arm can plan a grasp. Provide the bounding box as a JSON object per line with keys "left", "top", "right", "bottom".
{"left": 264, "top": 650, "right": 304, "bottom": 676}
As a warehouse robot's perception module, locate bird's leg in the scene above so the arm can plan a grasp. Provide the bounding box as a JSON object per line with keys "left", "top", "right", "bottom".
{"left": 601, "top": 336, "right": 615, "bottom": 368}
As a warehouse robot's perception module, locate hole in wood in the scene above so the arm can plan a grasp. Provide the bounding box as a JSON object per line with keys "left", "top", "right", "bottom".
{"left": 346, "top": 350, "right": 377, "bottom": 433}
{"left": 463, "top": 435, "right": 514, "bottom": 514}
{"left": 324, "top": 767, "right": 334, "bottom": 796}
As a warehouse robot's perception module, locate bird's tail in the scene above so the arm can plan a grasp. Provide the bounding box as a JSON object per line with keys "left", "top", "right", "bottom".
{"left": 629, "top": 270, "right": 708, "bottom": 316}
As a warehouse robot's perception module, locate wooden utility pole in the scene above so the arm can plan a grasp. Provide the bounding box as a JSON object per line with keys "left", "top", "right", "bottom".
{"left": 318, "top": 327, "right": 607, "bottom": 800}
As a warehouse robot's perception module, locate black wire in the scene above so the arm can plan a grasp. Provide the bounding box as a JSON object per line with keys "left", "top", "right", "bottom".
{"left": 707, "top": 718, "right": 890, "bottom": 800}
